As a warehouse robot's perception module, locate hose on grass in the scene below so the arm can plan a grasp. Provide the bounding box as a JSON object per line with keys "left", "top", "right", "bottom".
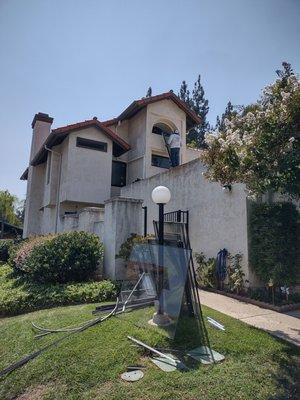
{"left": 0, "top": 298, "right": 119, "bottom": 378}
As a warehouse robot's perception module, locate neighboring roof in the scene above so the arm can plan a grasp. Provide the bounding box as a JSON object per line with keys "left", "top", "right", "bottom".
{"left": 117, "top": 92, "right": 201, "bottom": 129}
{"left": 31, "top": 118, "right": 131, "bottom": 166}
{"left": 0, "top": 220, "right": 23, "bottom": 235}
{"left": 20, "top": 167, "right": 28, "bottom": 180}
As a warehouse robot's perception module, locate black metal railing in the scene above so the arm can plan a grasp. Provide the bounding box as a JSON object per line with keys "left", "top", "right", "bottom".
{"left": 164, "top": 210, "right": 189, "bottom": 231}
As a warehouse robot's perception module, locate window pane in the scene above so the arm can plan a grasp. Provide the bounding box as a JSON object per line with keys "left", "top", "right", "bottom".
{"left": 76, "top": 137, "right": 108, "bottom": 152}
{"left": 151, "top": 154, "right": 170, "bottom": 169}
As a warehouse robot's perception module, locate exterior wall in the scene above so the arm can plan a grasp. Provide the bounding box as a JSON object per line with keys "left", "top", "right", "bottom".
{"left": 120, "top": 158, "right": 253, "bottom": 284}
{"left": 63, "top": 128, "right": 113, "bottom": 205}
{"left": 185, "top": 147, "right": 202, "bottom": 162}
{"left": 23, "top": 163, "right": 46, "bottom": 237}
{"left": 125, "top": 109, "right": 147, "bottom": 184}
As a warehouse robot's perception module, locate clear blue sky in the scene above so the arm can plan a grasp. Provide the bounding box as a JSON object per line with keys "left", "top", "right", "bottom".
{"left": 0, "top": 0, "right": 299, "bottom": 199}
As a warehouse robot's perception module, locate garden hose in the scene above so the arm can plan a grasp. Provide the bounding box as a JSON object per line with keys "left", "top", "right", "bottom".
{"left": 0, "top": 298, "right": 119, "bottom": 378}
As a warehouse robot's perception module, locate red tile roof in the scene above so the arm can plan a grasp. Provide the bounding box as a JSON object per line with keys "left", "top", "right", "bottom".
{"left": 52, "top": 118, "right": 130, "bottom": 151}
{"left": 31, "top": 118, "right": 130, "bottom": 166}
{"left": 117, "top": 92, "right": 201, "bottom": 129}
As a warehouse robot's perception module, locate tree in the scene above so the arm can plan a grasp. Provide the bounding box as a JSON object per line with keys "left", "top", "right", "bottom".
{"left": 178, "top": 80, "right": 191, "bottom": 106}
{"left": 216, "top": 101, "right": 235, "bottom": 131}
{"left": 201, "top": 62, "right": 300, "bottom": 199}
{"left": 146, "top": 87, "right": 152, "bottom": 97}
{"left": 178, "top": 75, "right": 210, "bottom": 148}
{"left": 0, "top": 190, "right": 21, "bottom": 226}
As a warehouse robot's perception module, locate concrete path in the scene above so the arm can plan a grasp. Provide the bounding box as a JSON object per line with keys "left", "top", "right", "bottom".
{"left": 199, "top": 289, "right": 300, "bottom": 347}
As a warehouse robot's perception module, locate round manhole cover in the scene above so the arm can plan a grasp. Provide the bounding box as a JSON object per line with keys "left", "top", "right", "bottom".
{"left": 121, "top": 370, "right": 144, "bottom": 382}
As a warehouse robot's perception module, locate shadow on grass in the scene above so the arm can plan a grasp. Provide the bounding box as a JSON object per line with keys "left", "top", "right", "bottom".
{"left": 268, "top": 338, "right": 300, "bottom": 400}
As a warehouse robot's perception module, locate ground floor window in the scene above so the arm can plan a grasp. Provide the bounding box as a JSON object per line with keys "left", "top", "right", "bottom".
{"left": 151, "top": 154, "right": 170, "bottom": 169}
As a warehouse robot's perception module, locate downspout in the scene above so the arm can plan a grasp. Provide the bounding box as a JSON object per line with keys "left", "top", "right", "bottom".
{"left": 45, "top": 145, "right": 62, "bottom": 233}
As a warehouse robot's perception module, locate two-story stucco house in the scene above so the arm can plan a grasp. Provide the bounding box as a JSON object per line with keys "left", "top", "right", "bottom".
{"left": 21, "top": 92, "right": 201, "bottom": 238}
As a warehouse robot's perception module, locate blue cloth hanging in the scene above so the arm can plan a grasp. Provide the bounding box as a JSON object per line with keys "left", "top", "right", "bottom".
{"left": 216, "top": 249, "right": 228, "bottom": 281}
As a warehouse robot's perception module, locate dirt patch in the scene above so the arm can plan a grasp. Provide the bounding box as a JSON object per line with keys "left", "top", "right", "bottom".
{"left": 16, "top": 384, "right": 51, "bottom": 400}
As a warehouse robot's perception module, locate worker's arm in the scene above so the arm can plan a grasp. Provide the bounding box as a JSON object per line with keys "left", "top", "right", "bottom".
{"left": 167, "top": 134, "right": 173, "bottom": 145}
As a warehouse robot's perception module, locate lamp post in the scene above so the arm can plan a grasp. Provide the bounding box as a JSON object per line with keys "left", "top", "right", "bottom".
{"left": 151, "top": 186, "right": 171, "bottom": 326}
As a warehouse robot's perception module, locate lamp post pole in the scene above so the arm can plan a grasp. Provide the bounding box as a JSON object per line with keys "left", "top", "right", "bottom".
{"left": 157, "top": 202, "right": 164, "bottom": 315}
{"left": 150, "top": 186, "right": 171, "bottom": 326}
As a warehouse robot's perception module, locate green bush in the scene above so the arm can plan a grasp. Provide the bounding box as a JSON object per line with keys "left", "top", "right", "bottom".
{"left": 17, "top": 231, "right": 104, "bottom": 283}
{"left": 249, "top": 202, "right": 300, "bottom": 285}
{"left": 0, "top": 239, "right": 14, "bottom": 262}
{"left": 0, "top": 265, "right": 116, "bottom": 316}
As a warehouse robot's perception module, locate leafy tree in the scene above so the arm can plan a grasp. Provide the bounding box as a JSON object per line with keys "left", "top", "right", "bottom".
{"left": 202, "top": 62, "right": 300, "bottom": 199}
{"left": 0, "top": 190, "right": 21, "bottom": 226}
{"left": 146, "top": 87, "right": 152, "bottom": 97}
{"left": 179, "top": 75, "right": 210, "bottom": 148}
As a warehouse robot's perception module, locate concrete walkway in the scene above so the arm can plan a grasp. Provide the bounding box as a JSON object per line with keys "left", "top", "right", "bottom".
{"left": 199, "top": 289, "right": 300, "bottom": 347}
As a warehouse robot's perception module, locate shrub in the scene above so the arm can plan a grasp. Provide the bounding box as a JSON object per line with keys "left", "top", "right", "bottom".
{"left": 195, "top": 252, "right": 217, "bottom": 288}
{"left": 0, "top": 265, "right": 116, "bottom": 316}
{"left": 12, "top": 235, "right": 53, "bottom": 272}
{"left": 0, "top": 239, "right": 14, "bottom": 262}
{"left": 20, "top": 231, "right": 104, "bottom": 283}
{"left": 249, "top": 202, "right": 300, "bottom": 286}
{"left": 227, "top": 253, "right": 245, "bottom": 294}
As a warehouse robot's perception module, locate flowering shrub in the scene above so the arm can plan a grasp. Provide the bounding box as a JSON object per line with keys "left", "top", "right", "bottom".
{"left": 12, "top": 235, "right": 54, "bottom": 273}
{"left": 201, "top": 62, "right": 300, "bottom": 198}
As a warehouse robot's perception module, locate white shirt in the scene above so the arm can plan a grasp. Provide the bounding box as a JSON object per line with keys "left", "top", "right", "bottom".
{"left": 168, "top": 133, "right": 182, "bottom": 148}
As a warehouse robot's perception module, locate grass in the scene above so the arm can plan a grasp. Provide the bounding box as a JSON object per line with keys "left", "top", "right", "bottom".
{"left": 0, "top": 302, "right": 299, "bottom": 400}
{"left": 0, "top": 264, "right": 116, "bottom": 316}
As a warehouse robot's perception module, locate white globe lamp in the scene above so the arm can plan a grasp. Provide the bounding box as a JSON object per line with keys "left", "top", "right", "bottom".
{"left": 151, "top": 186, "right": 171, "bottom": 205}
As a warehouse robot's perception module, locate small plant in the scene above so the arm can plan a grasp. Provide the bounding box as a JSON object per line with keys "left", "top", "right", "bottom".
{"left": 227, "top": 253, "right": 244, "bottom": 294}
{"left": 195, "top": 252, "right": 217, "bottom": 288}
{"left": 116, "top": 233, "right": 153, "bottom": 261}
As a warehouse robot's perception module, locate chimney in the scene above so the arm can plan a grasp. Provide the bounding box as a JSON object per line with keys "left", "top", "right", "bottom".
{"left": 30, "top": 112, "right": 54, "bottom": 162}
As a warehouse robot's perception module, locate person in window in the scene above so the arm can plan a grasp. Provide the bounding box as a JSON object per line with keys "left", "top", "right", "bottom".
{"left": 168, "top": 129, "right": 181, "bottom": 167}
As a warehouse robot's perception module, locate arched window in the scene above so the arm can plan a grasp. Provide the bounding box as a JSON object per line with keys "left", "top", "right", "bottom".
{"left": 152, "top": 122, "right": 174, "bottom": 136}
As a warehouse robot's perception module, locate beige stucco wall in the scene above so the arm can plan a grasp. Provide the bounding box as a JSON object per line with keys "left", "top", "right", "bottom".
{"left": 23, "top": 163, "right": 46, "bottom": 237}
{"left": 120, "top": 158, "right": 253, "bottom": 284}
{"left": 64, "top": 127, "right": 113, "bottom": 204}
{"left": 185, "top": 147, "right": 202, "bottom": 162}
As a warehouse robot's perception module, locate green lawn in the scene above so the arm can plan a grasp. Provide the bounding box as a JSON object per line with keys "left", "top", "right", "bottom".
{"left": 0, "top": 303, "right": 299, "bottom": 400}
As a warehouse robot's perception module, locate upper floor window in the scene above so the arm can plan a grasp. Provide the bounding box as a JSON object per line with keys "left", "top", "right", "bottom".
{"left": 76, "top": 137, "right": 108, "bottom": 152}
{"left": 151, "top": 153, "right": 170, "bottom": 169}
{"left": 152, "top": 122, "right": 173, "bottom": 136}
